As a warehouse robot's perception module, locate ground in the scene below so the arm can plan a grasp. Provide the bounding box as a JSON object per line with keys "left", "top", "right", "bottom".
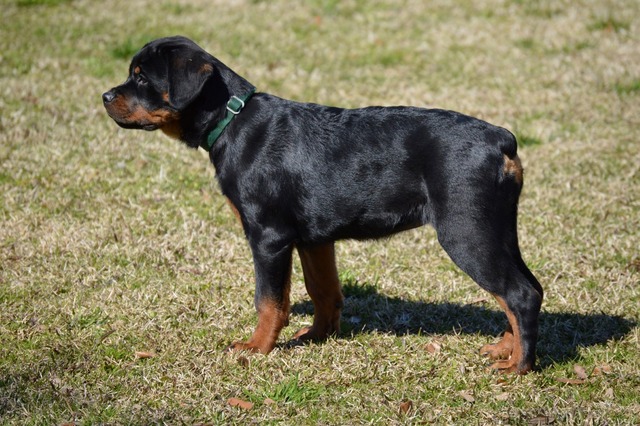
{"left": 0, "top": 0, "right": 639, "bottom": 424}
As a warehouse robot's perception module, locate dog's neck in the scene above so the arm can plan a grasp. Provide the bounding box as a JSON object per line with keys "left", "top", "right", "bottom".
{"left": 179, "top": 58, "right": 256, "bottom": 150}
{"left": 201, "top": 87, "right": 255, "bottom": 151}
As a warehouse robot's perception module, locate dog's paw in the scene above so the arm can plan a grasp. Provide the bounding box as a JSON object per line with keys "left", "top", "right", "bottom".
{"left": 292, "top": 326, "right": 320, "bottom": 341}
{"left": 480, "top": 342, "right": 512, "bottom": 360}
{"left": 225, "top": 340, "right": 272, "bottom": 354}
{"left": 488, "top": 359, "right": 532, "bottom": 375}
{"left": 292, "top": 323, "right": 339, "bottom": 342}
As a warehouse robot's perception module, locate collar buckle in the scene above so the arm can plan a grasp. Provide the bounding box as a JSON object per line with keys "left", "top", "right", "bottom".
{"left": 226, "top": 96, "right": 245, "bottom": 115}
{"left": 203, "top": 87, "right": 256, "bottom": 151}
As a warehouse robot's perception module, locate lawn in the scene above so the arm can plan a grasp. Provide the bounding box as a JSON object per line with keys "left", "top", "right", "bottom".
{"left": 1, "top": 0, "right": 639, "bottom": 424}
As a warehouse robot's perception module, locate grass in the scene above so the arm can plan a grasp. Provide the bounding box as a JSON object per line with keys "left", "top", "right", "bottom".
{"left": 1, "top": 0, "right": 639, "bottom": 424}
{"left": 615, "top": 79, "right": 640, "bottom": 96}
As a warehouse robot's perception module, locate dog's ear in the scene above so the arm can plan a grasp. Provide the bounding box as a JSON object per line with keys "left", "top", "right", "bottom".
{"left": 165, "top": 50, "right": 215, "bottom": 110}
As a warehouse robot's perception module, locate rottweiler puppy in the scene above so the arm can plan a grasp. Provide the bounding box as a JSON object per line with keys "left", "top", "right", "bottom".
{"left": 103, "top": 36, "right": 543, "bottom": 374}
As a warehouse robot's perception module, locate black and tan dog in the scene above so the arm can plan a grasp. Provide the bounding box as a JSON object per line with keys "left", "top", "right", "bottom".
{"left": 103, "top": 36, "right": 543, "bottom": 374}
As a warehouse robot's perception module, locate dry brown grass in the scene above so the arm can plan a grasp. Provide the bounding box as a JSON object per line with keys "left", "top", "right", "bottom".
{"left": 1, "top": 0, "right": 639, "bottom": 424}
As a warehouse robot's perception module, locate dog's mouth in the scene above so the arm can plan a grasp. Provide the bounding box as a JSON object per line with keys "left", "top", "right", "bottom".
{"left": 141, "top": 123, "right": 159, "bottom": 131}
{"left": 104, "top": 100, "right": 172, "bottom": 132}
{"left": 105, "top": 109, "right": 157, "bottom": 131}
{"left": 110, "top": 117, "right": 159, "bottom": 131}
{"left": 119, "top": 121, "right": 159, "bottom": 131}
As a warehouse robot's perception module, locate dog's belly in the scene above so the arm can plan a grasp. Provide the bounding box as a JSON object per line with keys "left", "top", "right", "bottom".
{"left": 339, "top": 211, "right": 428, "bottom": 240}
{"left": 297, "top": 191, "right": 432, "bottom": 243}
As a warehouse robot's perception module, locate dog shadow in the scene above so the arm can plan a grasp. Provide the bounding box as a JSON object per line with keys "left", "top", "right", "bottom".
{"left": 289, "top": 280, "right": 635, "bottom": 368}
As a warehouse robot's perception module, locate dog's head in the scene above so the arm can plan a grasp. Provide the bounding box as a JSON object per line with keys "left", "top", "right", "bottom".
{"left": 102, "top": 36, "right": 223, "bottom": 140}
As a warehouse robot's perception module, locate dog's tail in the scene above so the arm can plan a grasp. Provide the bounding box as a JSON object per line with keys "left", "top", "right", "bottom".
{"left": 497, "top": 129, "right": 523, "bottom": 189}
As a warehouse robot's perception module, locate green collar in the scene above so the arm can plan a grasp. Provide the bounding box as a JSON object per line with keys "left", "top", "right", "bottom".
{"left": 202, "top": 88, "right": 256, "bottom": 151}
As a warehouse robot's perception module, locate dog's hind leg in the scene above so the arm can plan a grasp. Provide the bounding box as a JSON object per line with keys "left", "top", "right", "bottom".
{"left": 479, "top": 239, "right": 543, "bottom": 365}
{"left": 432, "top": 164, "right": 542, "bottom": 374}
{"left": 293, "top": 242, "right": 344, "bottom": 342}
{"left": 437, "top": 221, "right": 542, "bottom": 373}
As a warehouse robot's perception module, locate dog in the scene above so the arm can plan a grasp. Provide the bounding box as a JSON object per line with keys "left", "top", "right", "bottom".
{"left": 103, "top": 36, "right": 543, "bottom": 374}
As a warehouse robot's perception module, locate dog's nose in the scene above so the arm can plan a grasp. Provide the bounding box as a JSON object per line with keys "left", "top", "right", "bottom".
{"left": 102, "top": 91, "right": 116, "bottom": 104}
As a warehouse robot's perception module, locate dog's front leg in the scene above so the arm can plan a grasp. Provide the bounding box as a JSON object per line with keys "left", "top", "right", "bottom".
{"left": 227, "top": 241, "right": 293, "bottom": 354}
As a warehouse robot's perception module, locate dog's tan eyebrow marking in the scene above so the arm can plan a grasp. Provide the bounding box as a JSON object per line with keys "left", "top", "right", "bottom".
{"left": 134, "top": 66, "right": 141, "bottom": 74}
{"left": 199, "top": 63, "right": 213, "bottom": 74}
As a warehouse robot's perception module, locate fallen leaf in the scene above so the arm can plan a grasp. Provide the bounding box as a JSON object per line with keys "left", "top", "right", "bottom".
{"left": 50, "top": 376, "right": 64, "bottom": 390}
{"left": 557, "top": 378, "right": 585, "bottom": 385}
{"left": 263, "top": 398, "right": 276, "bottom": 405}
{"left": 424, "top": 342, "right": 441, "bottom": 354}
{"left": 527, "top": 415, "right": 555, "bottom": 425}
{"left": 496, "top": 377, "right": 509, "bottom": 385}
{"left": 593, "top": 365, "right": 612, "bottom": 376}
{"left": 228, "top": 398, "right": 254, "bottom": 410}
{"left": 469, "top": 296, "right": 489, "bottom": 304}
{"left": 134, "top": 351, "right": 155, "bottom": 359}
{"left": 399, "top": 400, "right": 413, "bottom": 414}
{"left": 574, "top": 364, "right": 588, "bottom": 380}
{"left": 237, "top": 356, "right": 249, "bottom": 368}
{"left": 459, "top": 391, "right": 475, "bottom": 403}
{"left": 496, "top": 392, "right": 510, "bottom": 401}
{"left": 603, "top": 388, "right": 614, "bottom": 399}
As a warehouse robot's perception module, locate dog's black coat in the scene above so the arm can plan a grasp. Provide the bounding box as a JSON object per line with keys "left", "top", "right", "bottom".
{"left": 103, "top": 36, "right": 543, "bottom": 373}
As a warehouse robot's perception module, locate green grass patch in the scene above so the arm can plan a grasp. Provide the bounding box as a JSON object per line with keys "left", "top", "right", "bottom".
{"left": 515, "top": 37, "right": 537, "bottom": 51}
{"left": 515, "top": 131, "right": 543, "bottom": 147}
{"left": 340, "top": 270, "right": 378, "bottom": 298}
{"left": 515, "top": 1, "right": 563, "bottom": 19}
{"left": 614, "top": 79, "right": 640, "bottom": 96}
{"left": 248, "top": 374, "right": 325, "bottom": 405}
{"left": 111, "top": 36, "right": 155, "bottom": 60}
{"left": 16, "top": 0, "right": 72, "bottom": 6}
{"left": 589, "top": 16, "right": 631, "bottom": 33}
